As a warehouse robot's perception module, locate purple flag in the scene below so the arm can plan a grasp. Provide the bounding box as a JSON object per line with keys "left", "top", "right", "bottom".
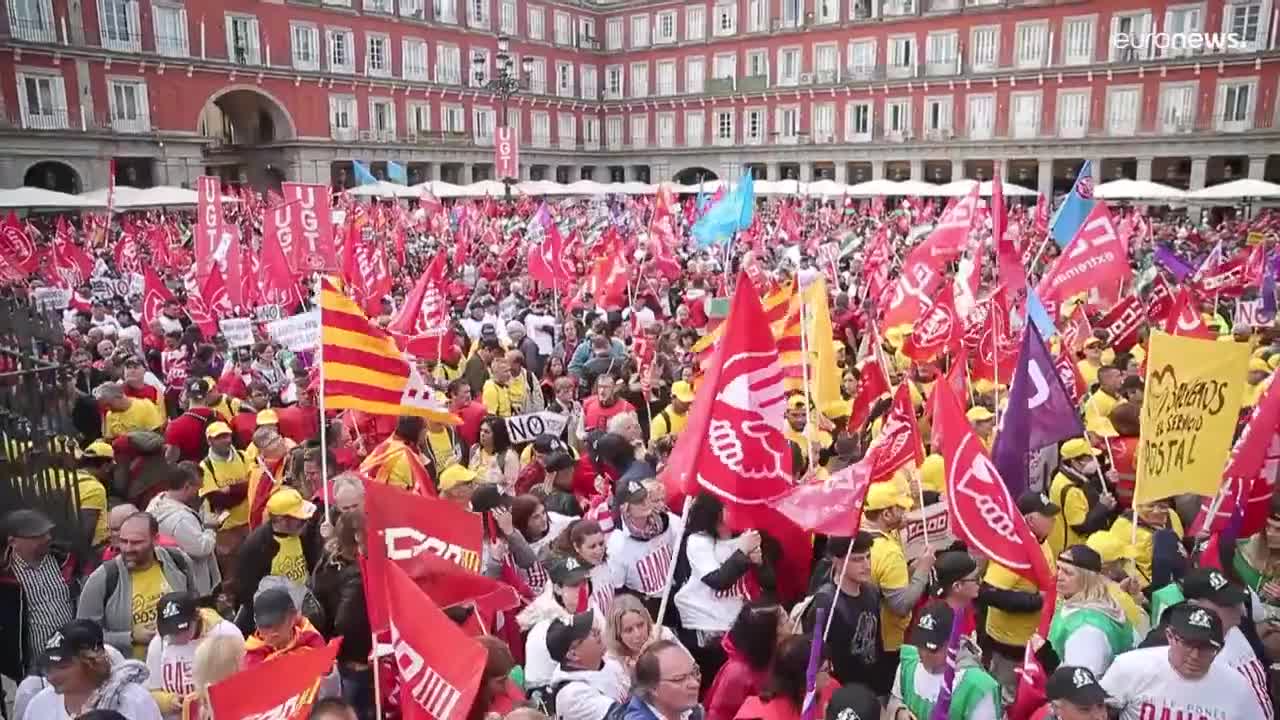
{"left": 928, "top": 605, "right": 971, "bottom": 720}
{"left": 801, "top": 608, "right": 827, "bottom": 720}
{"left": 1154, "top": 244, "right": 1195, "bottom": 281}
{"left": 993, "top": 322, "right": 1086, "bottom": 497}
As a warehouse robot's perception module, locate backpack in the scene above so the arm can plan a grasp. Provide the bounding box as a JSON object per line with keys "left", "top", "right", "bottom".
{"left": 536, "top": 681, "right": 628, "bottom": 720}
{"left": 102, "top": 547, "right": 194, "bottom": 599}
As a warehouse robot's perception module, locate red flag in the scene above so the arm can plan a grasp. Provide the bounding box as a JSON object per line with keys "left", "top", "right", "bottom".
{"left": 222, "top": 227, "right": 244, "bottom": 309}
{"left": 113, "top": 228, "right": 143, "bottom": 276}
{"left": 1194, "top": 377, "right": 1280, "bottom": 537}
{"left": 1095, "top": 295, "right": 1144, "bottom": 352}
{"left": 282, "top": 182, "right": 338, "bottom": 273}
{"left": 865, "top": 383, "right": 925, "bottom": 483}
{"left": 992, "top": 170, "right": 1027, "bottom": 288}
{"left": 1036, "top": 204, "right": 1128, "bottom": 309}
{"left": 1053, "top": 343, "right": 1086, "bottom": 405}
{"left": 1060, "top": 303, "right": 1093, "bottom": 354}
{"left": 195, "top": 176, "right": 222, "bottom": 279}
{"left": 207, "top": 639, "right": 341, "bottom": 720}
{"left": 1163, "top": 288, "right": 1215, "bottom": 339}
{"left": 184, "top": 270, "right": 222, "bottom": 338}
{"left": 902, "top": 283, "right": 961, "bottom": 363}
{"left": 883, "top": 186, "right": 978, "bottom": 327}
{"left": 50, "top": 222, "right": 94, "bottom": 288}
{"left": 774, "top": 459, "right": 873, "bottom": 535}
{"left": 384, "top": 561, "right": 487, "bottom": 720}
{"left": 389, "top": 253, "right": 456, "bottom": 359}
{"left": 261, "top": 203, "right": 303, "bottom": 307}
{"left": 141, "top": 266, "right": 175, "bottom": 329}
{"left": 1146, "top": 274, "right": 1176, "bottom": 324}
{"left": 527, "top": 207, "right": 573, "bottom": 287}
{"left": 648, "top": 186, "right": 683, "bottom": 280}
{"left": 363, "top": 547, "right": 520, "bottom": 628}
{"left": 847, "top": 358, "right": 891, "bottom": 432}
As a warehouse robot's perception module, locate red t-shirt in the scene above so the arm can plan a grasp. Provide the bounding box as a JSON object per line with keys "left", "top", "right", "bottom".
{"left": 582, "top": 397, "right": 636, "bottom": 434}
{"left": 274, "top": 405, "right": 319, "bottom": 444}
{"left": 165, "top": 407, "right": 217, "bottom": 463}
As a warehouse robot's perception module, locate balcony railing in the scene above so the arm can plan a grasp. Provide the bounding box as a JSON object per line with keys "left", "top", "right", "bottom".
{"left": 10, "top": 17, "right": 57, "bottom": 43}
{"left": 111, "top": 114, "right": 151, "bottom": 133}
{"left": 925, "top": 59, "right": 958, "bottom": 76}
{"left": 881, "top": 0, "right": 916, "bottom": 16}
{"left": 739, "top": 74, "right": 768, "bottom": 91}
{"left": 706, "top": 76, "right": 735, "bottom": 93}
{"left": 102, "top": 30, "right": 143, "bottom": 53}
{"left": 331, "top": 127, "right": 357, "bottom": 141}
{"left": 22, "top": 107, "right": 70, "bottom": 130}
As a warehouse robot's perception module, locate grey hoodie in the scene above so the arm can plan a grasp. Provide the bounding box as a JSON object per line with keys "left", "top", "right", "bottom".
{"left": 76, "top": 550, "right": 194, "bottom": 657}
{"left": 146, "top": 492, "right": 221, "bottom": 597}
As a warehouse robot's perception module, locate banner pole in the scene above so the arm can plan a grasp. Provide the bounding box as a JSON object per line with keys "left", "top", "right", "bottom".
{"left": 316, "top": 271, "right": 331, "bottom": 527}
{"left": 822, "top": 540, "right": 854, "bottom": 643}
{"left": 372, "top": 636, "right": 385, "bottom": 720}
{"left": 652, "top": 500, "right": 693, "bottom": 638}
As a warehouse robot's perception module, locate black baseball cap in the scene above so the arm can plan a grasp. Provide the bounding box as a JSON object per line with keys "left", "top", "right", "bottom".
{"left": 185, "top": 377, "right": 209, "bottom": 400}
{"left": 43, "top": 619, "right": 105, "bottom": 665}
{"left": 253, "top": 587, "right": 297, "bottom": 629}
{"left": 932, "top": 552, "right": 979, "bottom": 596}
{"left": 1182, "top": 568, "right": 1249, "bottom": 607}
{"left": 5, "top": 509, "right": 55, "bottom": 538}
{"left": 545, "top": 451, "right": 576, "bottom": 473}
{"left": 545, "top": 554, "right": 592, "bottom": 587}
{"left": 1045, "top": 666, "right": 1108, "bottom": 706}
{"left": 618, "top": 478, "right": 649, "bottom": 505}
{"left": 827, "top": 532, "right": 875, "bottom": 558}
{"left": 1058, "top": 545, "right": 1102, "bottom": 573}
{"left": 910, "top": 602, "right": 954, "bottom": 651}
{"left": 824, "top": 683, "right": 881, "bottom": 720}
{"left": 1167, "top": 602, "right": 1225, "bottom": 649}
{"left": 1016, "top": 491, "right": 1060, "bottom": 516}
{"left": 546, "top": 611, "right": 594, "bottom": 664}
{"left": 156, "top": 591, "right": 198, "bottom": 636}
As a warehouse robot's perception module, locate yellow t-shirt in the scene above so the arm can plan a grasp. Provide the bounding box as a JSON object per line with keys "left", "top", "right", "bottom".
{"left": 785, "top": 426, "right": 833, "bottom": 464}
{"left": 270, "top": 534, "right": 309, "bottom": 585}
{"left": 200, "top": 450, "right": 251, "bottom": 529}
{"left": 426, "top": 428, "right": 461, "bottom": 472}
{"left": 509, "top": 374, "right": 530, "bottom": 410}
{"left": 365, "top": 440, "right": 417, "bottom": 492}
{"left": 76, "top": 471, "right": 110, "bottom": 546}
{"left": 983, "top": 542, "right": 1056, "bottom": 646}
{"left": 130, "top": 562, "right": 170, "bottom": 659}
{"left": 104, "top": 398, "right": 165, "bottom": 440}
{"left": 1110, "top": 511, "right": 1185, "bottom": 585}
{"left": 1084, "top": 391, "right": 1119, "bottom": 437}
{"left": 482, "top": 380, "right": 515, "bottom": 418}
{"left": 1047, "top": 472, "right": 1090, "bottom": 557}
{"left": 209, "top": 395, "right": 241, "bottom": 424}
{"left": 650, "top": 407, "right": 688, "bottom": 443}
{"left": 1077, "top": 359, "right": 1101, "bottom": 389}
{"left": 869, "top": 531, "right": 911, "bottom": 651}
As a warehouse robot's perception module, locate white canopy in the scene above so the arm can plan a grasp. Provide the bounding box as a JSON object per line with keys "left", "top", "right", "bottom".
{"left": 79, "top": 185, "right": 239, "bottom": 208}
{"left": 1185, "top": 178, "right": 1280, "bottom": 201}
{"left": 672, "top": 180, "right": 726, "bottom": 195}
{"left": 894, "top": 180, "right": 944, "bottom": 197}
{"left": 516, "top": 180, "right": 574, "bottom": 196}
{"left": 845, "top": 179, "right": 906, "bottom": 197}
{"left": 805, "top": 179, "right": 850, "bottom": 197}
{"left": 347, "top": 181, "right": 420, "bottom": 199}
{"left": 1093, "top": 179, "right": 1187, "bottom": 201}
{"left": 756, "top": 179, "right": 802, "bottom": 196}
{"left": 0, "top": 187, "right": 103, "bottom": 209}
{"left": 415, "top": 180, "right": 465, "bottom": 198}
{"left": 932, "top": 180, "right": 1038, "bottom": 198}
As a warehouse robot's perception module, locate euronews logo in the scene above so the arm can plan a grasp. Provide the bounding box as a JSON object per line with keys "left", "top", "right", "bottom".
{"left": 1111, "top": 31, "right": 1250, "bottom": 53}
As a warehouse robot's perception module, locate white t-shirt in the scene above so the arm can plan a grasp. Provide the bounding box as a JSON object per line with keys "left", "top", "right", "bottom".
{"left": 524, "top": 312, "right": 558, "bottom": 356}
{"left": 606, "top": 513, "right": 684, "bottom": 598}
{"left": 145, "top": 616, "right": 244, "bottom": 717}
{"left": 1219, "top": 627, "right": 1274, "bottom": 720}
{"left": 23, "top": 682, "right": 162, "bottom": 720}
{"left": 551, "top": 658, "right": 630, "bottom": 720}
{"left": 1100, "top": 646, "right": 1266, "bottom": 720}
{"left": 673, "top": 534, "right": 749, "bottom": 633}
{"left": 890, "top": 664, "right": 998, "bottom": 720}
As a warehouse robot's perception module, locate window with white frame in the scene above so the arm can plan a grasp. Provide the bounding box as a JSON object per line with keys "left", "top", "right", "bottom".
{"left": 499, "top": 0, "right": 516, "bottom": 33}
{"left": 684, "top": 111, "right": 705, "bottom": 145}
{"left": 581, "top": 65, "right": 598, "bottom": 99}
{"left": 604, "top": 64, "right": 622, "bottom": 98}
{"left": 328, "top": 29, "right": 354, "bottom": 73}
{"left": 533, "top": 112, "right": 550, "bottom": 146}
{"left": 630, "top": 62, "right": 649, "bottom": 97}
{"left": 1010, "top": 91, "right": 1041, "bottom": 138}
{"left": 370, "top": 97, "right": 395, "bottom": 137}
{"left": 888, "top": 36, "right": 915, "bottom": 77}
{"left": 152, "top": 3, "right": 187, "bottom": 57}
{"left": 529, "top": 58, "right": 547, "bottom": 93}
{"left": 9, "top": 0, "right": 56, "bottom": 43}
{"left": 606, "top": 17, "right": 623, "bottom": 49}
{"left": 1217, "top": 79, "right": 1255, "bottom": 130}
{"left": 1159, "top": 83, "right": 1196, "bottom": 131}
{"left": 686, "top": 56, "right": 706, "bottom": 92}
{"left": 468, "top": 0, "right": 489, "bottom": 28}
{"left": 848, "top": 39, "right": 875, "bottom": 79}
{"left": 1110, "top": 12, "right": 1152, "bottom": 61}
{"left": 506, "top": 109, "right": 520, "bottom": 140}
{"left": 1106, "top": 86, "right": 1140, "bottom": 135}
{"left": 713, "top": 53, "right": 735, "bottom": 79}
{"left": 924, "top": 96, "right": 951, "bottom": 135}
{"left": 969, "top": 26, "right": 997, "bottom": 71}
{"left": 107, "top": 78, "right": 148, "bottom": 132}
{"left": 966, "top": 93, "right": 994, "bottom": 139}
{"left": 686, "top": 5, "right": 705, "bottom": 40}
{"left": 1014, "top": 21, "right": 1047, "bottom": 68}
{"left": 606, "top": 116, "right": 623, "bottom": 149}
{"left": 715, "top": 109, "right": 734, "bottom": 144}
{"left": 226, "top": 14, "right": 260, "bottom": 65}
{"left": 435, "top": 44, "right": 460, "bottom": 83}
{"left": 1056, "top": 89, "right": 1089, "bottom": 137}
{"left": 401, "top": 0, "right": 425, "bottom": 17}
{"left": 777, "top": 105, "right": 799, "bottom": 140}
{"left": 656, "top": 10, "right": 676, "bottom": 42}
{"left": 18, "top": 71, "right": 66, "bottom": 129}
{"left": 714, "top": 3, "right": 736, "bottom": 36}
{"left": 553, "top": 62, "right": 571, "bottom": 96}
{"left": 745, "top": 107, "right": 765, "bottom": 143}
{"left": 1062, "top": 16, "right": 1094, "bottom": 65}
{"left": 473, "top": 106, "right": 495, "bottom": 143}
{"left": 926, "top": 31, "right": 958, "bottom": 75}
{"left": 326, "top": 0, "right": 352, "bottom": 9}
{"left": 1163, "top": 5, "right": 1202, "bottom": 57}
{"left": 631, "top": 15, "right": 650, "bottom": 47}
{"left": 443, "top": 104, "right": 465, "bottom": 133}
{"left": 407, "top": 101, "right": 431, "bottom": 135}
{"left": 558, "top": 112, "right": 576, "bottom": 147}
{"left": 816, "top": 0, "right": 836, "bottom": 23}
{"left": 329, "top": 94, "right": 357, "bottom": 139}
{"left": 657, "top": 112, "right": 675, "bottom": 147}
{"left": 434, "top": 0, "right": 456, "bottom": 24}
{"left": 746, "top": 49, "right": 768, "bottom": 79}
{"left": 100, "top": 0, "right": 141, "bottom": 51}
{"left": 656, "top": 60, "right": 676, "bottom": 95}
{"left": 528, "top": 6, "right": 545, "bottom": 39}
{"left": 366, "top": 33, "right": 390, "bottom": 76}
{"left": 882, "top": 0, "right": 913, "bottom": 16}
{"left": 554, "top": 11, "right": 572, "bottom": 44}
{"left": 1225, "top": 1, "right": 1263, "bottom": 50}
{"left": 814, "top": 44, "right": 838, "bottom": 82}
{"left": 845, "top": 101, "right": 871, "bottom": 140}
{"left": 630, "top": 114, "right": 648, "bottom": 146}
{"left": 403, "top": 38, "right": 428, "bottom": 80}
{"left": 778, "top": 48, "right": 801, "bottom": 85}
{"left": 579, "top": 17, "right": 595, "bottom": 44}
{"left": 813, "top": 103, "right": 835, "bottom": 141}
{"left": 747, "top": 0, "right": 767, "bottom": 32}
{"left": 584, "top": 117, "right": 600, "bottom": 147}
{"left": 365, "top": 0, "right": 392, "bottom": 13}
{"left": 291, "top": 23, "right": 319, "bottom": 70}
{"left": 781, "top": 0, "right": 801, "bottom": 27}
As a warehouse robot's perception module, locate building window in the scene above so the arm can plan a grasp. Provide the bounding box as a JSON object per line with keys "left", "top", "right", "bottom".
{"left": 152, "top": 3, "right": 188, "bottom": 57}
{"left": 713, "top": 53, "right": 736, "bottom": 79}
{"left": 969, "top": 26, "right": 997, "bottom": 71}
{"left": 434, "top": 0, "right": 456, "bottom": 24}
{"left": 581, "top": 65, "right": 598, "bottom": 99}
{"left": 557, "top": 62, "right": 574, "bottom": 96}
{"left": 656, "top": 60, "right": 676, "bottom": 95}
{"left": 781, "top": 0, "right": 801, "bottom": 26}
{"left": 630, "top": 62, "right": 649, "bottom": 97}
{"left": 924, "top": 96, "right": 951, "bottom": 136}
{"left": 558, "top": 112, "right": 577, "bottom": 148}
{"left": 847, "top": 39, "right": 875, "bottom": 79}
{"left": 845, "top": 101, "right": 871, "bottom": 141}
{"left": 888, "top": 36, "right": 915, "bottom": 78}
{"left": 657, "top": 112, "right": 675, "bottom": 147}
{"left": 816, "top": 0, "right": 836, "bottom": 23}
{"left": 605, "top": 116, "right": 622, "bottom": 149}
{"left": 813, "top": 44, "right": 838, "bottom": 83}
{"left": 579, "top": 18, "right": 596, "bottom": 45}
{"left": 324, "top": 0, "right": 351, "bottom": 6}
{"left": 529, "top": 58, "right": 546, "bottom": 93}
{"left": 554, "top": 11, "right": 572, "bottom": 44}
{"left": 364, "top": 0, "right": 392, "bottom": 13}
{"left": 777, "top": 105, "right": 800, "bottom": 139}
{"left": 812, "top": 102, "right": 835, "bottom": 141}
{"left": 329, "top": 94, "right": 357, "bottom": 140}
{"left": 500, "top": 0, "right": 516, "bottom": 34}
{"left": 407, "top": 101, "right": 431, "bottom": 135}
{"left": 366, "top": 33, "right": 390, "bottom": 76}
{"left": 435, "top": 44, "right": 460, "bottom": 84}
{"left": 1014, "top": 21, "right": 1047, "bottom": 69}
{"left": 967, "top": 94, "right": 994, "bottom": 139}
{"left": 747, "top": 0, "right": 767, "bottom": 32}
{"left": 99, "top": 0, "right": 141, "bottom": 52}
{"left": 443, "top": 104, "right": 465, "bottom": 133}
{"left": 291, "top": 23, "right": 319, "bottom": 70}
{"left": 925, "top": 31, "right": 957, "bottom": 75}
{"left": 401, "top": 0, "right": 425, "bottom": 18}
{"left": 584, "top": 117, "right": 600, "bottom": 148}
{"left": 656, "top": 10, "right": 676, "bottom": 42}
{"left": 1217, "top": 79, "right": 1255, "bottom": 130}
{"left": 9, "top": 0, "right": 57, "bottom": 43}
{"left": 468, "top": 0, "right": 489, "bottom": 28}
{"left": 1062, "top": 16, "right": 1094, "bottom": 65}
{"left": 685, "top": 5, "right": 705, "bottom": 40}
{"left": 1162, "top": 6, "right": 1202, "bottom": 57}
{"left": 1010, "top": 91, "right": 1041, "bottom": 138}
{"left": 107, "top": 78, "right": 149, "bottom": 132}
{"left": 777, "top": 48, "right": 800, "bottom": 85}
{"left": 474, "top": 106, "right": 495, "bottom": 143}
{"left": 605, "top": 65, "right": 622, "bottom": 98}
{"left": 1158, "top": 83, "right": 1196, "bottom": 132}
{"left": 606, "top": 17, "right": 623, "bottom": 49}
{"left": 528, "top": 6, "right": 545, "bottom": 39}
{"left": 684, "top": 111, "right": 705, "bottom": 145}
{"left": 533, "top": 112, "right": 551, "bottom": 146}
{"left": 328, "top": 29, "right": 354, "bottom": 73}
{"left": 630, "top": 114, "right": 648, "bottom": 147}
{"left": 1057, "top": 89, "right": 1089, "bottom": 137}
{"left": 225, "top": 14, "right": 260, "bottom": 65}
{"left": 1110, "top": 12, "right": 1152, "bottom": 61}
{"left": 744, "top": 108, "right": 765, "bottom": 143}
{"left": 370, "top": 97, "right": 395, "bottom": 138}
{"left": 471, "top": 48, "right": 490, "bottom": 87}
{"left": 883, "top": 0, "right": 913, "bottom": 16}
{"left": 714, "top": 3, "right": 736, "bottom": 36}
{"left": 744, "top": 49, "right": 767, "bottom": 79}
{"left": 631, "top": 15, "right": 650, "bottom": 47}
{"left": 715, "top": 109, "right": 734, "bottom": 144}
{"left": 403, "top": 38, "right": 428, "bottom": 81}
{"left": 1106, "top": 86, "right": 1140, "bottom": 135}
{"left": 1226, "top": 1, "right": 1263, "bottom": 50}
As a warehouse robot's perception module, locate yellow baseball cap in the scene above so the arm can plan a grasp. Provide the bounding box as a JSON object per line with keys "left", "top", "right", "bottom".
{"left": 1249, "top": 358, "right": 1271, "bottom": 373}
{"left": 81, "top": 440, "right": 114, "bottom": 460}
{"left": 1082, "top": 338, "right": 1103, "bottom": 349}
{"left": 920, "top": 454, "right": 945, "bottom": 494}
{"left": 266, "top": 488, "right": 316, "bottom": 520}
{"left": 439, "top": 465, "right": 477, "bottom": 492}
{"left": 865, "top": 482, "right": 913, "bottom": 511}
{"left": 1085, "top": 531, "right": 1138, "bottom": 564}
{"left": 1060, "top": 438, "right": 1101, "bottom": 460}
{"left": 966, "top": 406, "right": 995, "bottom": 422}
{"left": 205, "top": 421, "right": 233, "bottom": 439}
{"left": 671, "top": 381, "right": 695, "bottom": 404}
{"left": 256, "top": 409, "right": 280, "bottom": 425}
{"left": 787, "top": 395, "right": 808, "bottom": 410}
{"left": 972, "top": 379, "right": 996, "bottom": 395}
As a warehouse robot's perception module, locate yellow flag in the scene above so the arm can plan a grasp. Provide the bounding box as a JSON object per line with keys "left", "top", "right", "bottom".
{"left": 1135, "top": 331, "right": 1249, "bottom": 504}
{"left": 802, "top": 277, "right": 846, "bottom": 419}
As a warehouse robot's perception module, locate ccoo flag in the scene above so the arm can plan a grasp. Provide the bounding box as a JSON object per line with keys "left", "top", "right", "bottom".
{"left": 1048, "top": 160, "right": 1096, "bottom": 249}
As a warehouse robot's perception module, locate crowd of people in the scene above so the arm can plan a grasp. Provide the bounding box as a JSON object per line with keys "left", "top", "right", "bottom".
{"left": 0, "top": 187, "right": 1278, "bottom": 720}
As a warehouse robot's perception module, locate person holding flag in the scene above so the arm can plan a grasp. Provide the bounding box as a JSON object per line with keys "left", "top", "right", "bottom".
{"left": 1046, "top": 440, "right": 1116, "bottom": 557}
{"left": 889, "top": 602, "right": 1001, "bottom": 720}
{"left": 359, "top": 415, "right": 435, "bottom": 493}
{"left": 798, "top": 533, "right": 882, "bottom": 687}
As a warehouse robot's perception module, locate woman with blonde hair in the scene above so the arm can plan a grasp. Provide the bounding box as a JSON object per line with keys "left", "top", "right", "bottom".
{"left": 604, "top": 595, "right": 682, "bottom": 684}
{"left": 180, "top": 633, "right": 247, "bottom": 719}
{"left": 1043, "top": 545, "right": 1135, "bottom": 677}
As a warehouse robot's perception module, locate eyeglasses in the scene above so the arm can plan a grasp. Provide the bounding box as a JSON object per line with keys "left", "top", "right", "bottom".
{"left": 660, "top": 669, "right": 701, "bottom": 684}
{"left": 1169, "top": 633, "right": 1220, "bottom": 657}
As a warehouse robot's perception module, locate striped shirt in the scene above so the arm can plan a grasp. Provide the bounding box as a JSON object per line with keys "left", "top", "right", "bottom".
{"left": 12, "top": 552, "right": 73, "bottom": 672}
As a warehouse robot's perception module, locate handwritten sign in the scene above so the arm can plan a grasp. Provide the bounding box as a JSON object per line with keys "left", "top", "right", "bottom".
{"left": 1135, "top": 331, "right": 1249, "bottom": 503}
{"left": 219, "top": 318, "right": 255, "bottom": 348}
{"left": 255, "top": 304, "right": 284, "bottom": 323}
{"left": 505, "top": 411, "right": 569, "bottom": 445}
{"left": 901, "top": 502, "right": 954, "bottom": 562}
{"left": 33, "top": 286, "right": 71, "bottom": 312}
{"left": 267, "top": 310, "right": 320, "bottom": 352}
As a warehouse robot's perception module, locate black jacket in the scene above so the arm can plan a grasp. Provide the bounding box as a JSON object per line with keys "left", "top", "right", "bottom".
{"left": 310, "top": 551, "right": 371, "bottom": 666}
{"left": 234, "top": 523, "right": 322, "bottom": 628}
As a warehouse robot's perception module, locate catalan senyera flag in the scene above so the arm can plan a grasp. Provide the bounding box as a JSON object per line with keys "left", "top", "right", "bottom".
{"left": 320, "top": 276, "right": 458, "bottom": 424}
{"left": 694, "top": 279, "right": 805, "bottom": 392}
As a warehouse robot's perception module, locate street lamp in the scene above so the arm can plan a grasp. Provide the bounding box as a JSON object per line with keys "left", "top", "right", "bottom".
{"left": 473, "top": 35, "right": 532, "bottom": 201}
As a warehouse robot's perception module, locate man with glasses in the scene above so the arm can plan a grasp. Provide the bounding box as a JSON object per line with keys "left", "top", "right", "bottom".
{"left": 546, "top": 611, "right": 627, "bottom": 720}
{"left": 626, "top": 640, "right": 703, "bottom": 720}
{"left": 1100, "top": 603, "right": 1264, "bottom": 719}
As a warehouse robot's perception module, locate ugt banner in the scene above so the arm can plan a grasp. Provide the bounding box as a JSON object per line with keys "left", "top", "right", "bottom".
{"left": 207, "top": 639, "right": 341, "bottom": 720}
{"left": 1136, "top": 331, "right": 1250, "bottom": 504}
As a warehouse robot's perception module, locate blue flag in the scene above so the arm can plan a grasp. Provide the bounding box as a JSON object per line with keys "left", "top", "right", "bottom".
{"left": 993, "top": 322, "right": 1086, "bottom": 498}
{"left": 692, "top": 172, "right": 755, "bottom": 247}
{"left": 1026, "top": 288, "right": 1058, "bottom": 340}
{"left": 352, "top": 160, "right": 378, "bottom": 186}
{"left": 1049, "top": 160, "right": 1096, "bottom": 249}
{"left": 387, "top": 160, "right": 407, "bottom": 184}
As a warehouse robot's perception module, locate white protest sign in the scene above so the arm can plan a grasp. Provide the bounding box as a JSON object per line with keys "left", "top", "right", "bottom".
{"left": 33, "top": 286, "right": 72, "bottom": 312}
{"left": 505, "top": 411, "right": 569, "bottom": 445}
{"left": 1235, "top": 299, "right": 1264, "bottom": 328}
{"left": 255, "top": 304, "right": 284, "bottom": 323}
{"left": 267, "top": 310, "right": 321, "bottom": 352}
{"left": 219, "top": 318, "right": 255, "bottom": 348}
{"left": 901, "top": 502, "right": 954, "bottom": 562}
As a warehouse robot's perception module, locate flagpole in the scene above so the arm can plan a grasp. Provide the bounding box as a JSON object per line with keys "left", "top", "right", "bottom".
{"left": 316, "top": 271, "right": 332, "bottom": 527}
{"left": 652, "top": 501, "right": 693, "bottom": 637}
{"left": 371, "top": 639, "right": 385, "bottom": 720}
{"left": 822, "top": 541, "right": 853, "bottom": 644}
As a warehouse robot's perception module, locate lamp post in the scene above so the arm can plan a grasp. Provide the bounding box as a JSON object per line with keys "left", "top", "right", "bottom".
{"left": 474, "top": 35, "right": 532, "bottom": 202}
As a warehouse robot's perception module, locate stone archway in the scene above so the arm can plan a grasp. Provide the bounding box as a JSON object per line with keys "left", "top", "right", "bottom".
{"left": 673, "top": 166, "right": 718, "bottom": 185}
{"left": 23, "top": 161, "right": 82, "bottom": 194}
{"left": 197, "top": 85, "right": 297, "bottom": 144}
